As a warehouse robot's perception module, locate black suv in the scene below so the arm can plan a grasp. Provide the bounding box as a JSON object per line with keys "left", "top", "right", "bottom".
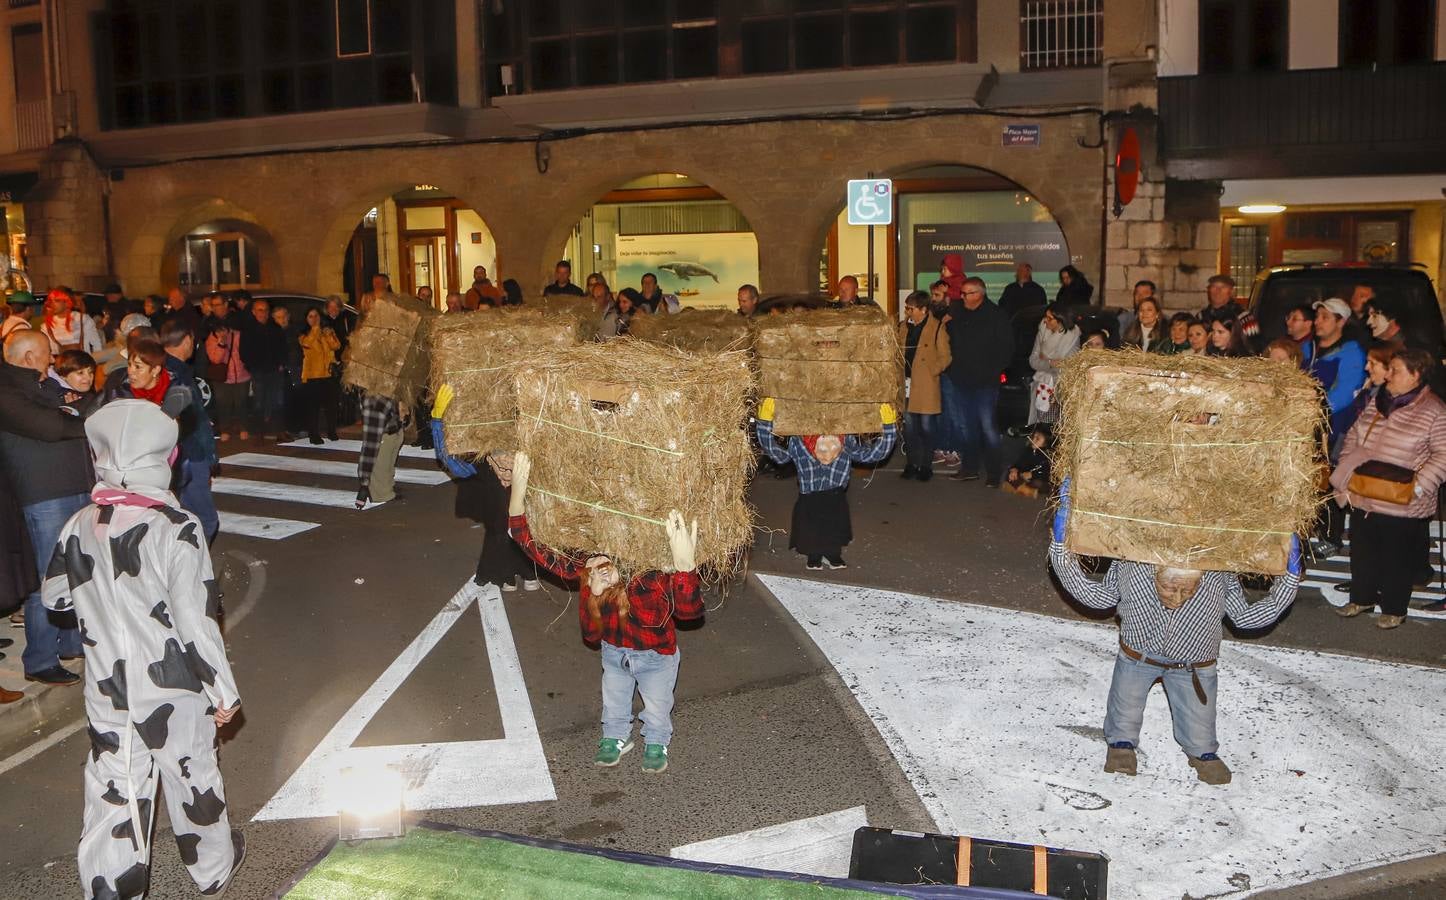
{"left": 1245, "top": 264, "right": 1445, "bottom": 352}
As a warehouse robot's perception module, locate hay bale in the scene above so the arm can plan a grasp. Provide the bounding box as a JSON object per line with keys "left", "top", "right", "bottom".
{"left": 627, "top": 308, "right": 754, "bottom": 354}
{"left": 341, "top": 292, "right": 437, "bottom": 401}
{"left": 514, "top": 341, "right": 755, "bottom": 574}
{"left": 753, "top": 306, "right": 902, "bottom": 435}
{"left": 429, "top": 309, "right": 582, "bottom": 457}
{"left": 538, "top": 294, "right": 600, "bottom": 338}
{"left": 1054, "top": 348, "right": 1324, "bottom": 575}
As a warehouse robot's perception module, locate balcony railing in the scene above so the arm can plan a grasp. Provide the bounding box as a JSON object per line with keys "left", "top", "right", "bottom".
{"left": 14, "top": 99, "right": 50, "bottom": 151}
{"left": 1159, "top": 63, "right": 1446, "bottom": 173}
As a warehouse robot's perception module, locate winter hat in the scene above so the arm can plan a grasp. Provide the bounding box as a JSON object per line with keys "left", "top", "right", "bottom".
{"left": 86, "top": 399, "right": 178, "bottom": 492}
{"left": 117, "top": 313, "right": 151, "bottom": 339}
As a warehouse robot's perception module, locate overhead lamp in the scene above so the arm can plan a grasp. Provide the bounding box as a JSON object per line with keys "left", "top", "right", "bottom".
{"left": 336, "top": 764, "right": 406, "bottom": 842}
{"left": 1238, "top": 204, "right": 1286, "bottom": 215}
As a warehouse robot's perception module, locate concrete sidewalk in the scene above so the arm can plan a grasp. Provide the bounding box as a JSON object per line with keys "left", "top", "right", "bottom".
{"left": 0, "top": 613, "right": 85, "bottom": 749}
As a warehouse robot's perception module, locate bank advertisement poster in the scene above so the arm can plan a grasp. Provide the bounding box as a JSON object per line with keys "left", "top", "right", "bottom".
{"left": 912, "top": 223, "right": 1069, "bottom": 301}
{"left": 615, "top": 232, "right": 759, "bottom": 308}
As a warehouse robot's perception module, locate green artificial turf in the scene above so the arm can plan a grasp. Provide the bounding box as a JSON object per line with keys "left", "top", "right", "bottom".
{"left": 286, "top": 827, "right": 896, "bottom": 899}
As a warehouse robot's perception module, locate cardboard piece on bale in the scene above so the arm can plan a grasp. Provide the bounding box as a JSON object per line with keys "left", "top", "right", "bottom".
{"left": 627, "top": 308, "right": 755, "bottom": 354}
{"left": 514, "top": 341, "right": 755, "bottom": 574}
{"left": 753, "top": 307, "right": 903, "bottom": 436}
{"left": 1055, "top": 348, "right": 1323, "bottom": 575}
{"left": 428, "top": 309, "right": 582, "bottom": 457}
{"left": 341, "top": 292, "right": 437, "bottom": 402}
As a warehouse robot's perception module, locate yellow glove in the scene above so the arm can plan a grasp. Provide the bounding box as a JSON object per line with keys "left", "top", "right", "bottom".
{"left": 880, "top": 403, "right": 898, "bottom": 426}
{"left": 431, "top": 384, "right": 455, "bottom": 420}
{"left": 757, "top": 397, "right": 776, "bottom": 422}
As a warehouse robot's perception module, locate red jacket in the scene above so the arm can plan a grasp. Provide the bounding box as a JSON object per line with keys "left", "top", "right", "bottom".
{"left": 508, "top": 515, "right": 702, "bottom": 653}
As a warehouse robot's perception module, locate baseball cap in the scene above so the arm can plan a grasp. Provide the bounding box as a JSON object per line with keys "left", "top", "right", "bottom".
{"left": 1313, "top": 298, "right": 1352, "bottom": 320}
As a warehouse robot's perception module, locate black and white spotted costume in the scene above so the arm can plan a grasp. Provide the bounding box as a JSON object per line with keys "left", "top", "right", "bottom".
{"left": 42, "top": 400, "right": 242, "bottom": 899}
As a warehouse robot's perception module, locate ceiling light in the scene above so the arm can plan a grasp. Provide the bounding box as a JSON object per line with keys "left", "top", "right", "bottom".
{"left": 1238, "top": 204, "right": 1286, "bottom": 215}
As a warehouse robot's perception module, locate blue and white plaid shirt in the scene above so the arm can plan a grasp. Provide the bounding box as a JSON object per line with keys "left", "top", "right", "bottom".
{"left": 755, "top": 419, "right": 896, "bottom": 493}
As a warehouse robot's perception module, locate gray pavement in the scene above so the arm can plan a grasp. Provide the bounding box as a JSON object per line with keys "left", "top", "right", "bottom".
{"left": 0, "top": 435, "right": 1441, "bottom": 898}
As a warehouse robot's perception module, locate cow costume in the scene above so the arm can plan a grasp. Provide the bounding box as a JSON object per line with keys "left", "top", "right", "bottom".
{"left": 42, "top": 400, "right": 243, "bottom": 899}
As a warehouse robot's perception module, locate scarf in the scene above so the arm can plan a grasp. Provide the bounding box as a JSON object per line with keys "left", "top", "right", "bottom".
{"left": 941, "top": 252, "right": 966, "bottom": 300}
{"left": 801, "top": 434, "right": 843, "bottom": 459}
{"left": 130, "top": 368, "right": 171, "bottom": 406}
{"left": 1376, "top": 383, "right": 1423, "bottom": 418}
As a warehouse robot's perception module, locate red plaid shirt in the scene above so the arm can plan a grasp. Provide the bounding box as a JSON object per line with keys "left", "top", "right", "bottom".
{"left": 508, "top": 515, "right": 702, "bottom": 653}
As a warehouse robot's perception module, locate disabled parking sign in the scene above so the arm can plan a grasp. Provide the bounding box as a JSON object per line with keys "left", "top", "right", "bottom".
{"left": 847, "top": 179, "right": 893, "bottom": 226}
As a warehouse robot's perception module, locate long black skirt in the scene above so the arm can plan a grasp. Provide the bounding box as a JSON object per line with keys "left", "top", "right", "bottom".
{"left": 789, "top": 487, "right": 852, "bottom": 557}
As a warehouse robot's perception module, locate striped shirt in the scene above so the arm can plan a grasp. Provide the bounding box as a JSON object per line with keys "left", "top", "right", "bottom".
{"left": 1049, "top": 541, "right": 1298, "bottom": 663}
{"left": 755, "top": 419, "right": 896, "bottom": 494}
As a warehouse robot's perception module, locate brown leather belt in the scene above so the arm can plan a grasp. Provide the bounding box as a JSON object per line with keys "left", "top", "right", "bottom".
{"left": 1119, "top": 639, "right": 1216, "bottom": 704}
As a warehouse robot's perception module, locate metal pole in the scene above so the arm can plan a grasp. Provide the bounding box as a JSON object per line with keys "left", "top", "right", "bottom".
{"left": 867, "top": 224, "right": 875, "bottom": 303}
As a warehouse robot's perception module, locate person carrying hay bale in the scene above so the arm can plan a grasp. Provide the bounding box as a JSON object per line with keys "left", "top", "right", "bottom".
{"left": 430, "top": 385, "right": 538, "bottom": 593}
{"left": 755, "top": 398, "right": 897, "bottom": 570}
{"left": 506, "top": 451, "right": 703, "bottom": 774}
{"left": 1048, "top": 479, "right": 1301, "bottom": 784}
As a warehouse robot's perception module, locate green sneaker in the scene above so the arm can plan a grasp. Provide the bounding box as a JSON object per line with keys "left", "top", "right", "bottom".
{"left": 641, "top": 743, "right": 669, "bottom": 774}
{"left": 594, "top": 738, "right": 633, "bottom": 767}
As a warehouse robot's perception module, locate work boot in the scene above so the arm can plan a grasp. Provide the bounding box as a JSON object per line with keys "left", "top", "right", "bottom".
{"left": 593, "top": 738, "right": 633, "bottom": 767}
{"left": 1335, "top": 602, "right": 1370, "bottom": 618}
{"left": 1375, "top": 614, "right": 1406, "bottom": 630}
{"left": 1104, "top": 742, "right": 1137, "bottom": 776}
{"left": 1188, "top": 753, "right": 1232, "bottom": 785}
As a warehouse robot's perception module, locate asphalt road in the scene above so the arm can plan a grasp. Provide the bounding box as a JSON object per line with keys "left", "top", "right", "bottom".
{"left": 0, "top": 435, "right": 1441, "bottom": 899}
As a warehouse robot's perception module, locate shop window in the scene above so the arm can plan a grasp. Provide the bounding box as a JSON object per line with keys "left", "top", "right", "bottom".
{"left": 1340, "top": 0, "right": 1436, "bottom": 67}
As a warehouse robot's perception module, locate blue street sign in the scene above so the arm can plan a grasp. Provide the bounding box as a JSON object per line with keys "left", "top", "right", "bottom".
{"left": 846, "top": 178, "right": 893, "bottom": 226}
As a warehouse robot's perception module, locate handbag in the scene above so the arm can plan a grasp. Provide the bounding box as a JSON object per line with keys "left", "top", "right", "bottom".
{"left": 1345, "top": 412, "right": 1418, "bottom": 505}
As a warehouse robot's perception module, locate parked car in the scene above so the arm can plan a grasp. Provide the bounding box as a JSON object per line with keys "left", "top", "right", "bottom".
{"left": 245, "top": 291, "right": 359, "bottom": 332}
{"left": 1245, "top": 263, "right": 1444, "bottom": 351}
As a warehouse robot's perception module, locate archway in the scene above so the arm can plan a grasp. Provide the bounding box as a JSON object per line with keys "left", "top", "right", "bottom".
{"left": 166, "top": 218, "right": 279, "bottom": 295}
{"left": 557, "top": 174, "right": 759, "bottom": 309}
{"left": 817, "top": 164, "right": 1072, "bottom": 316}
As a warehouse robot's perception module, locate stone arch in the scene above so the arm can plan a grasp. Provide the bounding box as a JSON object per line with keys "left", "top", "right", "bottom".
{"left": 116, "top": 194, "right": 282, "bottom": 297}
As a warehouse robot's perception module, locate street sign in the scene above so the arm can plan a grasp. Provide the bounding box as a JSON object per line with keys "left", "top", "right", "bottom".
{"left": 1001, "top": 123, "right": 1041, "bottom": 147}
{"left": 846, "top": 178, "right": 893, "bottom": 226}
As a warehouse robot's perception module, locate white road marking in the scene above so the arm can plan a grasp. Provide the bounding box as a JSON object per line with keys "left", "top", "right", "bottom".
{"left": 220, "top": 452, "right": 448, "bottom": 485}
{"left": 212, "top": 478, "right": 374, "bottom": 509}
{"left": 278, "top": 437, "right": 435, "bottom": 459}
{"left": 759, "top": 574, "right": 1446, "bottom": 900}
{"left": 254, "top": 580, "right": 554, "bottom": 820}
{"left": 670, "top": 806, "right": 867, "bottom": 879}
{"left": 217, "top": 510, "right": 320, "bottom": 540}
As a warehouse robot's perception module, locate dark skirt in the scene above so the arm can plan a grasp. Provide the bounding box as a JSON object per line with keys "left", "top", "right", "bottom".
{"left": 789, "top": 487, "right": 852, "bottom": 557}
{"left": 469, "top": 463, "right": 535, "bottom": 585}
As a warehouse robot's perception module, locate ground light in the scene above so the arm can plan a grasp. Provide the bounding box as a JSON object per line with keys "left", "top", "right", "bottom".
{"left": 335, "top": 764, "right": 406, "bottom": 842}
{"left": 1238, "top": 203, "right": 1287, "bottom": 214}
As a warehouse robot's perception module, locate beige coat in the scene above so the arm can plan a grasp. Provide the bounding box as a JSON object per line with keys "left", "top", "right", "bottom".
{"left": 1331, "top": 388, "right": 1446, "bottom": 519}
{"left": 899, "top": 317, "right": 952, "bottom": 415}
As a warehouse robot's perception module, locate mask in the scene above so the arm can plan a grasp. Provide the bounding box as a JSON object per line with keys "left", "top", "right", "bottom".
{"left": 812, "top": 435, "right": 843, "bottom": 465}
{"left": 1155, "top": 567, "right": 1203, "bottom": 610}
{"left": 1368, "top": 311, "right": 1390, "bottom": 337}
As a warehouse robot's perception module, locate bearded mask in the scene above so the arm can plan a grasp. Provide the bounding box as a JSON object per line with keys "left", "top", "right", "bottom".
{"left": 809, "top": 435, "right": 844, "bottom": 465}
{"left": 487, "top": 451, "right": 515, "bottom": 487}
{"left": 1155, "top": 567, "right": 1203, "bottom": 610}
{"left": 584, "top": 556, "right": 629, "bottom": 627}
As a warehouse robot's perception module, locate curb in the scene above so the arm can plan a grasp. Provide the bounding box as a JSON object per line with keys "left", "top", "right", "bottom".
{"left": 0, "top": 678, "right": 83, "bottom": 750}
{"left": 1253, "top": 853, "right": 1446, "bottom": 899}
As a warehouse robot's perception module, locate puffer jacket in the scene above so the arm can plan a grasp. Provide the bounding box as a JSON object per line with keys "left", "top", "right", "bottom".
{"left": 1331, "top": 388, "right": 1446, "bottom": 519}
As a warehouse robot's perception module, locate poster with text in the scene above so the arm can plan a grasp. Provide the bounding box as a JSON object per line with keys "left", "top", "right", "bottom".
{"left": 912, "top": 223, "right": 1069, "bottom": 302}
{"left": 615, "top": 232, "right": 760, "bottom": 308}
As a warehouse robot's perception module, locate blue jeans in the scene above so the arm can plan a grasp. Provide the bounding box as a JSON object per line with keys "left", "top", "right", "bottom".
{"left": 600, "top": 642, "right": 680, "bottom": 747}
{"left": 178, "top": 457, "right": 219, "bottom": 544}
{"left": 948, "top": 382, "right": 1002, "bottom": 480}
{"left": 1103, "top": 649, "right": 1219, "bottom": 758}
{"left": 903, "top": 411, "right": 936, "bottom": 473}
{"left": 936, "top": 379, "right": 961, "bottom": 456}
{"left": 250, "top": 371, "right": 285, "bottom": 435}
{"left": 21, "top": 492, "right": 88, "bottom": 674}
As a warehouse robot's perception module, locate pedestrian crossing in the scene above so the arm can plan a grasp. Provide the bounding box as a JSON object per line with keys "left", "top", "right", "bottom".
{"left": 1304, "top": 516, "right": 1446, "bottom": 621}
{"left": 212, "top": 439, "right": 446, "bottom": 542}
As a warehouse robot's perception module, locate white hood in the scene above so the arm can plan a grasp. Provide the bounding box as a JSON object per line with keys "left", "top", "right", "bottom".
{"left": 86, "top": 399, "right": 178, "bottom": 492}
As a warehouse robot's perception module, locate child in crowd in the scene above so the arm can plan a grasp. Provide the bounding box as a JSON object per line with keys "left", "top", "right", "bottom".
{"left": 1003, "top": 424, "right": 1052, "bottom": 498}
{"left": 506, "top": 452, "right": 701, "bottom": 773}
{"left": 755, "top": 398, "right": 897, "bottom": 570}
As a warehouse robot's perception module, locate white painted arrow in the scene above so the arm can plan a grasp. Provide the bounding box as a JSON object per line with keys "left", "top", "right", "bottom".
{"left": 670, "top": 806, "right": 867, "bottom": 879}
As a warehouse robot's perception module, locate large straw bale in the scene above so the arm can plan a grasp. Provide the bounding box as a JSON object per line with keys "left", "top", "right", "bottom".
{"left": 539, "top": 294, "right": 600, "bottom": 338}
{"left": 1054, "top": 348, "right": 1324, "bottom": 575}
{"left": 429, "top": 309, "right": 582, "bottom": 456}
{"left": 627, "top": 308, "right": 754, "bottom": 354}
{"left": 341, "top": 292, "right": 436, "bottom": 401}
{"left": 514, "top": 341, "right": 755, "bottom": 575}
{"left": 753, "top": 307, "right": 902, "bottom": 435}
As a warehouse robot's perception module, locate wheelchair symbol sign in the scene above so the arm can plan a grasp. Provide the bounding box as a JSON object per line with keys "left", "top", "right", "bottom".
{"left": 847, "top": 179, "right": 893, "bottom": 226}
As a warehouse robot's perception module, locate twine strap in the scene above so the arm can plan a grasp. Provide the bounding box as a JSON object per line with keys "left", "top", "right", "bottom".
{"left": 530, "top": 485, "right": 667, "bottom": 527}
{"left": 1084, "top": 436, "right": 1311, "bottom": 449}
{"left": 1074, "top": 508, "right": 1290, "bottom": 537}
{"left": 520, "top": 412, "right": 684, "bottom": 457}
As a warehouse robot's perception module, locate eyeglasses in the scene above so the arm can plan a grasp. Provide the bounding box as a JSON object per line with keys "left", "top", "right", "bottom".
{"left": 963, "top": 290, "right": 984, "bottom": 297}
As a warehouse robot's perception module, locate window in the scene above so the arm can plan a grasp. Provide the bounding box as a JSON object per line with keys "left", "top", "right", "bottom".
{"left": 336, "top": 0, "right": 372, "bottom": 57}
{"left": 1227, "top": 224, "right": 1269, "bottom": 288}
{"left": 180, "top": 232, "right": 260, "bottom": 291}
{"left": 1198, "top": 0, "right": 1287, "bottom": 74}
{"left": 1340, "top": 0, "right": 1436, "bottom": 67}
{"left": 1021, "top": 0, "right": 1102, "bottom": 70}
